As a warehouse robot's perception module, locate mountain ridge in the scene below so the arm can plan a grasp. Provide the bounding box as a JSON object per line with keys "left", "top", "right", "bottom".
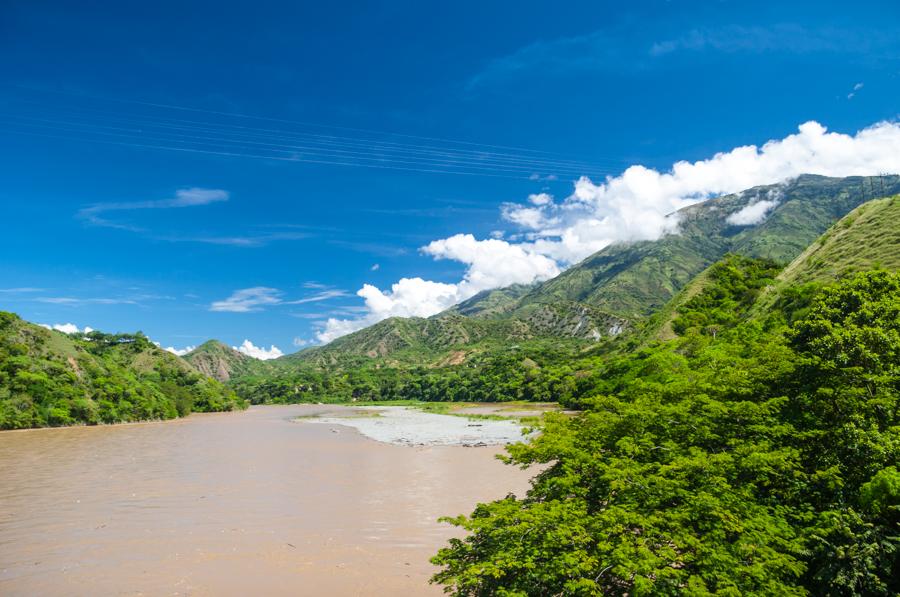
{"left": 274, "top": 174, "right": 899, "bottom": 371}
{"left": 183, "top": 340, "right": 272, "bottom": 382}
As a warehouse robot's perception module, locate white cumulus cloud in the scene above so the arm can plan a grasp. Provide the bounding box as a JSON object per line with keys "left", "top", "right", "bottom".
{"left": 234, "top": 340, "right": 284, "bottom": 360}
{"left": 164, "top": 345, "right": 196, "bottom": 356}
{"left": 317, "top": 236, "right": 559, "bottom": 343}
{"left": 503, "top": 120, "right": 900, "bottom": 263}
{"left": 726, "top": 187, "right": 785, "bottom": 226}
{"left": 727, "top": 200, "right": 779, "bottom": 226}
{"left": 39, "top": 323, "right": 94, "bottom": 334}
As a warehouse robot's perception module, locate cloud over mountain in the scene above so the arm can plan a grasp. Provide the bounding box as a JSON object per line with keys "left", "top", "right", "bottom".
{"left": 164, "top": 345, "right": 196, "bottom": 356}
{"left": 39, "top": 322, "right": 94, "bottom": 334}
{"left": 504, "top": 120, "right": 900, "bottom": 263}
{"left": 318, "top": 119, "right": 900, "bottom": 343}
{"left": 234, "top": 340, "right": 283, "bottom": 360}
{"left": 317, "top": 236, "right": 559, "bottom": 343}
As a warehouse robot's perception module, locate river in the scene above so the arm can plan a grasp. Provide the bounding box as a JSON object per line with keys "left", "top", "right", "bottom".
{"left": 0, "top": 404, "right": 535, "bottom": 596}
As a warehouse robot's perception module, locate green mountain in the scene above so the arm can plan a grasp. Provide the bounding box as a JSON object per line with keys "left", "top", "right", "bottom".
{"left": 447, "top": 284, "right": 536, "bottom": 318}
{"left": 423, "top": 194, "right": 900, "bottom": 596}
{"left": 281, "top": 313, "right": 534, "bottom": 367}
{"left": 183, "top": 339, "right": 271, "bottom": 382}
{"left": 503, "top": 174, "right": 900, "bottom": 321}
{"left": 276, "top": 174, "right": 899, "bottom": 370}
{"left": 647, "top": 193, "right": 900, "bottom": 342}
{"left": 0, "top": 313, "right": 246, "bottom": 429}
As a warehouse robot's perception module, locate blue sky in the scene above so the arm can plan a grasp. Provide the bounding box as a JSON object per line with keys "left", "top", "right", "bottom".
{"left": 2, "top": 0, "right": 900, "bottom": 356}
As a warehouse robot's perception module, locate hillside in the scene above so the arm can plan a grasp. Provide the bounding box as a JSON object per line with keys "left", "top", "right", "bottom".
{"left": 183, "top": 340, "right": 272, "bottom": 382}
{"left": 272, "top": 174, "right": 898, "bottom": 372}
{"left": 281, "top": 313, "right": 535, "bottom": 368}
{"left": 447, "top": 284, "right": 536, "bottom": 318}
{"left": 0, "top": 312, "right": 246, "bottom": 429}
{"left": 649, "top": 195, "right": 900, "bottom": 342}
{"left": 505, "top": 174, "right": 900, "bottom": 321}
{"left": 776, "top": 195, "right": 900, "bottom": 287}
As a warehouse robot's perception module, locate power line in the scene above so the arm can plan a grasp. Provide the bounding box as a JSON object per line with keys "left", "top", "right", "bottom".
{"left": 6, "top": 84, "right": 617, "bottom": 164}
{"left": 1, "top": 127, "right": 561, "bottom": 180}
{"left": 2, "top": 112, "right": 609, "bottom": 177}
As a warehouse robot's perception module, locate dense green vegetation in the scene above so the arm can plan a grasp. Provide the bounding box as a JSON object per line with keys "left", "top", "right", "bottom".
{"left": 670, "top": 255, "right": 781, "bottom": 336}
{"left": 430, "top": 268, "right": 900, "bottom": 596}
{"left": 0, "top": 312, "right": 246, "bottom": 429}
{"left": 229, "top": 337, "right": 605, "bottom": 405}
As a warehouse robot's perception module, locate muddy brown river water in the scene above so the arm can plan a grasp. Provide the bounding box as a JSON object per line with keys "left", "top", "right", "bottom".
{"left": 0, "top": 405, "right": 535, "bottom": 596}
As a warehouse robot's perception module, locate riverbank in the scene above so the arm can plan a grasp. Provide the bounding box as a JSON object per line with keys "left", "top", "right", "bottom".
{"left": 298, "top": 405, "right": 532, "bottom": 446}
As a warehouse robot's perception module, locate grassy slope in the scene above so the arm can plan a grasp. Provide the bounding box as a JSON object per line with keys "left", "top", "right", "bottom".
{"left": 183, "top": 339, "right": 272, "bottom": 382}
{"left": 641, "top": 265, "right": 718, "bottom": 343}
{"left": 282, "top": 313, "right": 537, "bottom": 369}
{"left": 449, "top": 284, "right": 536, "bottom": 318}
{"left": 752, "top": 195, "right": 900, "bottom": 315}
{"left": 777, "top": 196, "right": 900, "bottom": 286}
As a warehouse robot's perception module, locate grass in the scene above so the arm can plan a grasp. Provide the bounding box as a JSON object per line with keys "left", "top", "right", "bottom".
{"left": 777, "top": 196, "right": 900, "bottom": 286}
{"left": 751, "top": 196, "right": 900, "bottom": 316}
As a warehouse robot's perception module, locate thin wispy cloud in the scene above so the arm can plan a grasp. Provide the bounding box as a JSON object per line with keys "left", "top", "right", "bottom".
{"left": 0, "top": 287, "right": 45, "bottom": 293}
{"left": 35, "top": 297, "right": 138, "bottom": 306}
{"left": 78, "top": 186, "right": 315, "bottom": 248}
{"left": 328, "top": 240, "right": 409, "bottom": 257}
{"left": 78, "top": 188, "right": 229, "bottom": 230}
{"left": 291, "top": 305, "right": 368, "bottom": 319}
{"left": 529, "top": 173, "right": 558, "bottom": 182}
{"left": 156, "top": 230, "right": 313, "bottom": 247}
{"left": 284, "top": 289, "right": 350, "bottom": 304}
{"left": 468, "top": 24, "right": 900, "bottom": 89}
{"left": 210, "top": 287, "right": 282, "bottom": 312}
{"left": 467, "top": 30, "right": 625, "bottom": 89}
{"left": 210, "top": 285, "right": 350, "bottom": 313}
{"left": 359, "top": 205, "right": 496, "bottom": 217}
{"left": 650, "top": 25, "right": 895, "bottom": 57}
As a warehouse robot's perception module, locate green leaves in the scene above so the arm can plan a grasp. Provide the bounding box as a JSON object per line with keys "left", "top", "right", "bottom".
{"left": 432, "top": 271, "right": 900, "bottom": 596}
